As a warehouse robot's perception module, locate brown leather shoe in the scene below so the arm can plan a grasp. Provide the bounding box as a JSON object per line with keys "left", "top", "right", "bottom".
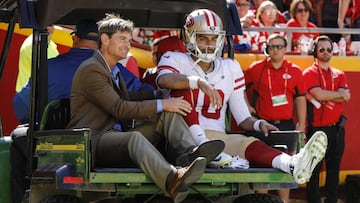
{"left": 166, "top": 157, "right": 207, "bottom": 203}
{"left": 176, "top": 139, "right": 225, "bottom": 167}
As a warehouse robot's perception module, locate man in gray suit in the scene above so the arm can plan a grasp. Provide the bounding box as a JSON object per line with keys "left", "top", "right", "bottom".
{"left": 66, "top": 13, "right": 224, "bottom": 203}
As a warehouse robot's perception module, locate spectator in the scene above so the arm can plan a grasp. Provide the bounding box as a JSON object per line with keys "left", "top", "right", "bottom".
{"left": 132, "top": 28, "right": 153, "bottom": 45}
{"left": 250, "top": 0, "right": 287, "bottom": 23}
{"left": 234, "top": 0, "right": 263, "bottom": 51}
{"left": 338, "top": 0, "right": 360, "bottom": 52}
{"left": 66, "top": 13, "right": 225, "bottom": 202}
{"left": 157, "top": 8, "right": 327, "bottom": 183}
{"left": 245, "top": 34, "right": 306, "bottom": 203}
{"left": 255, "top": 0, "right": 287, "bottom": 50}
{"left": 10, "top": 19, "right": 99, "bottom": 203}
{"left": 15, "top": 26, "right": 59, "bottom": 92}
{"left": 286, "top": 0, "right": 319, "bottom": 51}
{"left": 316, "top": 0, "right": 341, "bottom": 42}
{"left": 304, "top": 35, "right": 350, "bottom": 203}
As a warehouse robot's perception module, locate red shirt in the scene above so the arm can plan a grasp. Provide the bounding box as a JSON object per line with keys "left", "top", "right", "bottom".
{"left": 250, "top": 8, "right": 287, "bottom": 24}
{"left": 286, "top": 19, "right": 319, "bottom": 45}
{"left": 303, "top": 63, "right": 349, "bottom": 127}
{"left": 245, "top": 58, "right": 306, "bottom": 121}
{"left": 352, "top": 0, "right": 360, "bottom": 23}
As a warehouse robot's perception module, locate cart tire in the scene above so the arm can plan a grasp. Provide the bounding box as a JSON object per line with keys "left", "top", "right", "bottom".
{"left": 233, "top": 193, "right": 283, "bottom": 203}
{"left": 39, "top": 195, "right": 83, "bottom": 203}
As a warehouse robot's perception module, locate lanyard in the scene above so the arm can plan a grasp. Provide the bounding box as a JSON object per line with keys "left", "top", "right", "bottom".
{"left": 267, "top": 65, "right": 288, "bottom": 97}
{"left": 318, "top": 65, "right": 334, "bottom": 91}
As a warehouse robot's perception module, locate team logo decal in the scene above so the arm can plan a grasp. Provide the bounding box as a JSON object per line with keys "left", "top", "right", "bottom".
{"left": 185, "top": 16, "right": 194, "bottom": 28}
{"left": 283, "top": 73, "right": 291, "bottom": 79}
{"left": 332, "top": 72, "right": 339, "bottom": 78}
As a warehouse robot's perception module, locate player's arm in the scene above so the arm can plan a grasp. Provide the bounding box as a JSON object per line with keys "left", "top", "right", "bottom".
{"left": 157, "top": 73, "right": 223, "bottom": 109}
{"left": 228, "top": 85, "right": 278, "bottom": 136}
{"left": 239, "top": 117, "right": 279, "bottom": 136}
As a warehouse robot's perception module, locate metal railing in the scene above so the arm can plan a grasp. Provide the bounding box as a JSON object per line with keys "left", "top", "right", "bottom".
{"left": 242, "top": 27, "right": 360, "bottom": 52}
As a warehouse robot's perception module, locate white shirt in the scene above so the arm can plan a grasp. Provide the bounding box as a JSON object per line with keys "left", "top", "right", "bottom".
{"left": 157, "top": 51, "right": 251, "bottom": 132}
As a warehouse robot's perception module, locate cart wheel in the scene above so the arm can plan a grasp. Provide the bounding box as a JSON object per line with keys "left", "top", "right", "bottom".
{"left": 39, "top": 195, "right": 83, "bottom": 203}
{"left": 233, "top": 193, "right": 283, "bottom": 203}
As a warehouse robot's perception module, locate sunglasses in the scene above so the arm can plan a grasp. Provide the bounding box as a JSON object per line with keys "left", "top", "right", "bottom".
{"left": 263, "top": 10, "right": 277, "bottom": 16}
{"left": 296, "top": 8, "right": 309, "bottom": 13}
{"left": 318, "top": 47, "right": 332, "bottom": 53}
{"left": 268, "top": 44, "right": 285, "bottom": 50}
{"left": 236, "top": 2, "right": 250, "bottom": 7}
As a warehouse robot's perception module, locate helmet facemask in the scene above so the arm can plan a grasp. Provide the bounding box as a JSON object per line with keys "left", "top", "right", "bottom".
{"left": 184, "top": 9, "right": 225, "bottom": 62}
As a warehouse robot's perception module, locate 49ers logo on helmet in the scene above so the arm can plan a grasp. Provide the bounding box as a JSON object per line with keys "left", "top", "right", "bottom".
{"left": 185, "top": 16, "right": 194, "bottom": 28}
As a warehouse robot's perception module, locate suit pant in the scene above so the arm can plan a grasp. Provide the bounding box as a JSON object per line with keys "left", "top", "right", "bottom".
{"left": 306, "top": 125, "right": 345, "bottom": 203}
{"left": 95, "top": 112, "right": 196, "bottom": 191}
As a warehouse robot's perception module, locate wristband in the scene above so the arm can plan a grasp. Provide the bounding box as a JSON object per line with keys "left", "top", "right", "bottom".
{"left": 188, "top": 76, "right": 200, "bottom": 89}
{"left": 253, "top": 119, "right": 265, "bottom": 131}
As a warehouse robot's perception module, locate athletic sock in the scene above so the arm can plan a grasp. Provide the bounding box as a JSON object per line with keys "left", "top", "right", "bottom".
{"left": 189, "top": 124, "right": 208, "bottom": 145}
{"left": 272, "top": 153, "right": 291, "bottom": 174}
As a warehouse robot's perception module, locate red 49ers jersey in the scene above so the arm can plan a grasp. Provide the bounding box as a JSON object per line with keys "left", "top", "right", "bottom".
{"left": 157, "top": 51, "right": 251, "bottom": 132}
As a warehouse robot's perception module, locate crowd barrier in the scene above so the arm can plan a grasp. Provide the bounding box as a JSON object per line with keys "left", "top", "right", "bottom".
{"left": 234, "top": 54, "right": 360, "bottom": 72}
{"left": 131, "top": 44, "right": 360, "bottom": 72}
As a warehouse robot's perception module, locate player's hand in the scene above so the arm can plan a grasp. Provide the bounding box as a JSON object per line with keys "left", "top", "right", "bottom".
{"left": 260, "top": 121, "right": 279, "bottom": 137}
{"left": 161, "top": 97, "right": 192, "bottom": 116}
{"left": 198, "top": 79, "right": 222, "bottom": 109}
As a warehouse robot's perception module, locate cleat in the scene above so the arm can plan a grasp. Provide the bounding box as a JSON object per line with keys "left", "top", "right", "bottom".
{"left": 207, "top": 152, "right": 233, "bottom": 168}
{"left": 290, "top": 131, "right": 328, "bottom": 184}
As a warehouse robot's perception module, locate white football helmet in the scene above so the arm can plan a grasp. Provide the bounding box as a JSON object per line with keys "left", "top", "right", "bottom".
{"left": 184, "top": 9, "right": 225, "bottom": 62}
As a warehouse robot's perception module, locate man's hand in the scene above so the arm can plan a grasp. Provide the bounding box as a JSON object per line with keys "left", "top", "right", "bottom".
{"left": 339, "top": 89, "right": 351, "bottom": 102}
{"left": 161, "top": 97, "right": 192, "bottom": 116}
{"left": 198, "top": 79, "right": 222, "bottom": 109}
{"left": 296, "top": 123, "right": 306, "bottom": 132}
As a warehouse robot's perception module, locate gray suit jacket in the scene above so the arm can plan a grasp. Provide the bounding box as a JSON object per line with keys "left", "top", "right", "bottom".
{"left": 67, "top": 51, "right": 157, "bottom": 151}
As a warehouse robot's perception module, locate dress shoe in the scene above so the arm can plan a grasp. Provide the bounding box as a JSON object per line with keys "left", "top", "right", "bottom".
{"left": 176, "top": 139, "right": 225, "bottom": 167}
{"left": 166, "top": 157, "right": 207, "bottom": 203}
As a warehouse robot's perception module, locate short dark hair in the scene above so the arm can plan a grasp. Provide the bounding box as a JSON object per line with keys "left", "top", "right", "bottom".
{"left": 289, "top": 0, "right": 313, "bottom": 18}
{"left": 267, "top": 33, "right": 288, "bottom": 47}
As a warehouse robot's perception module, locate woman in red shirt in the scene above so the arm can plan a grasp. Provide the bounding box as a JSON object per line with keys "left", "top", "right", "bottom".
{"left": 286, "top": 0, "right": 319, "bottom": 51}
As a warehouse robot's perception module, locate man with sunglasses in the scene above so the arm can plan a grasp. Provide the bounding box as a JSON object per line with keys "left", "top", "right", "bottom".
{"left": 245, "top": 33, "right": 306, "bottom": 203}
{"left": 303, "top": 35, "right": 350, "bottom": 203}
